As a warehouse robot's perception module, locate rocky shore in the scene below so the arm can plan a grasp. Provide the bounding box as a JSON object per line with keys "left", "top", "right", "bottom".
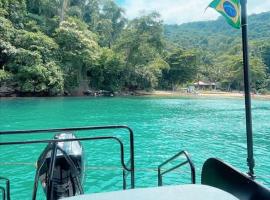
{"left": 1, "top": 86, "right": 270, "bottom": 100}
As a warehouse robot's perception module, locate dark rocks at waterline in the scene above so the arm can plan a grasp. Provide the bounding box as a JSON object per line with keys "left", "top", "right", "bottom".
{"left": 83, "top": 90, "right": 96, "bottom": 96}
{"left": 82, "top": 90, "right": 138, "bottom": 97}
{"left": 64, "top": 91, "right": 71, "bottom": 96}
{"left": 83, "top": 90, "right": 115, "bottom": 97}
{"left": 0, "top": 86, "right": 16, "bottom": 97}
{"left": 0, "top": 87, "right": 137, "bottom": 98}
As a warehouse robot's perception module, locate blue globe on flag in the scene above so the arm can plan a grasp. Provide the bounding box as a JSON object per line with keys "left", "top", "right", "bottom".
{"left": 223, "top": 1, "right": 237, "bottom": 17}
{"left": 208, "top": 0, "right": 241, "bottom": 29}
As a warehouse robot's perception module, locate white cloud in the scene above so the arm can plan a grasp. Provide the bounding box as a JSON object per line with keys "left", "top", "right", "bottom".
{"left": 248, "top": 1, "right": 270, "bottom": 14}
{"left": 121, "top": 0, "right": 270, "bottom": 24}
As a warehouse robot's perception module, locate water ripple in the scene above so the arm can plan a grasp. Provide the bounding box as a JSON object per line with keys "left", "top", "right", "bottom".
{"left": 0, "top": 97, "right": 269, "bottom": 199}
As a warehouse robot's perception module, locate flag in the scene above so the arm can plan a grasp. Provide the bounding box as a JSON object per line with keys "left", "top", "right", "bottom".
{"left": 208, "top": 0, "right": 241, "bottom": 29}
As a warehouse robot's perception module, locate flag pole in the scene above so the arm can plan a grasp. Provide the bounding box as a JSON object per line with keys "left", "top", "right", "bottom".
{"left": 240, "top": 0, "right": 255, "bottom": 179}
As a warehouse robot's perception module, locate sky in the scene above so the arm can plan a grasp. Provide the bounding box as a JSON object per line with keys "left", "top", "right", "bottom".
{"left": 115, "top": 0, "right": 270, "bottom": 24}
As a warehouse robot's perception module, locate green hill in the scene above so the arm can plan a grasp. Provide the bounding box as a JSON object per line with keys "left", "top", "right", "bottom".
{"left": 164, "top": 11, "right": 270, "bottom": 51}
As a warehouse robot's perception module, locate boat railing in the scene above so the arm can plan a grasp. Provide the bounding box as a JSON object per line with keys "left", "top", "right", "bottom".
{"left": 0, "top": 177, "right": 10, "bottom": 200}
{"left": 158, "top": 150, "right": 195, "bottom": 186}
{"left": 0, "top": 125, "right": 135, "bottom": 200}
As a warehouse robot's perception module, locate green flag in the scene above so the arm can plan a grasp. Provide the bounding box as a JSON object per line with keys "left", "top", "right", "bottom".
{"left": 208, "top": 0, "right": 241, "bottom": 29}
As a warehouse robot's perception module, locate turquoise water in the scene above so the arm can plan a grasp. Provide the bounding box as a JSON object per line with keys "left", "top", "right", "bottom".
{"left": 0, "top": 97, "right": 270, "bottom": 199}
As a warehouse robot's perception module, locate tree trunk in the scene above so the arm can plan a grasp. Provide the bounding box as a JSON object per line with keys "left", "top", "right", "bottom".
{"left": 227, "top": 84, "right": 231, "bottom": 92}
{"left": 60, "top": 0, "right": 68, "bottom": 23}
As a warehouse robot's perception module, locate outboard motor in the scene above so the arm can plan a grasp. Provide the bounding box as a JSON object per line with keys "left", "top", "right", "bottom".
{"left": 36, "top": 133, "right": 84, "bottom": 199}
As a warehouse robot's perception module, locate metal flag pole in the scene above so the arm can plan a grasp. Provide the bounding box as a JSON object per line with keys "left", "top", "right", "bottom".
{"left": 240, "top": 0, "right": 255, "bottom": 179}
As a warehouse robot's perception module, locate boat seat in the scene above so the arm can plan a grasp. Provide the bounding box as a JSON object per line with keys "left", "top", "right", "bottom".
{"left": 201, "top": 158, "right": 270, "bottom": 200}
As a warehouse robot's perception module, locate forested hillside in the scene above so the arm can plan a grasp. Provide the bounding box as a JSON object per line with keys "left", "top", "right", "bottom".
{"left": 0, "top": 0, "right": 199, "bottom": 96}
{"left": 165, "top": 12, "right": 270, "bottom": 93}
{"left": 164, "top": 12, "right": 270, "bottom": 51}
{"left": 0, "top": 0, "right": 270, "bottom": 96}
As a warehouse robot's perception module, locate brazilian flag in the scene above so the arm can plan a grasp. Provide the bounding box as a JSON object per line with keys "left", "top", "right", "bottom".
{"left": 209, "top": 0, "right": 241, "bottom": 29}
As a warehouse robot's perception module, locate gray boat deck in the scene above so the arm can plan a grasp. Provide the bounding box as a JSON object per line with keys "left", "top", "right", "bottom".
{"left": 65, "top": 184, "right": 239, "bottom": 200}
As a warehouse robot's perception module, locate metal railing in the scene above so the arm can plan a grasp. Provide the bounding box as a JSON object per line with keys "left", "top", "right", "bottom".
{"left": 0, "top": 125, "right": 135, "bottom": 200}
{"left": 158, "top": 150, "right": 195, "bottom": 186}
{"left": 0, "top": 177, "right": 10, "bottom": 200}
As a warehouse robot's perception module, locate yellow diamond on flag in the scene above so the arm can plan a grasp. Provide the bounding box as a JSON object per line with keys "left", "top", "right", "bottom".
{"left": 209, "top": 0, "right": 241, "bottom": 29}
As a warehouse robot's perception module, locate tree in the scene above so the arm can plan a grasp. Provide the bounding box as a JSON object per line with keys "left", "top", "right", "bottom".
{"left": 82, "top": 0, "right": 100, "bottom": 28}
{"left": 214, "top": 55, "right": 266, "bottom": 91}
{"left": 261, "top": 43, "right": 270, "bottom": 73}
{"left": 0, "top": 16, "right": 15, "bottom": 41}
{"left": 135, "top": 58, "right": 169, "bottom": 90}
{"left": 115, "top": 12, "right": 167, "bottom": 90}
{"left": 97, "top": 0, "right": 126, "bottom": 47}
{"left": 163, "top": 48, "right": 198, "bottom": 90}
{"left": 16, "top": 62, "right": 64, "bottom": 95}
{"left": 0, "top": 69, "right": 12, "bottom": 86}
{"left": 54, "top": 17, "right": 100, "bottom": 91}
{"left": 14, "top": 30, "right": 59, "bottom": 63}
{"left": 88, "top": 48, "right": 125, "bottom": 92}
{"left": 1, "top": 0, "right": 269, "bottom": 96}
{"left": 2, "top": 0, "right": 26, "bottom": 27}
{"left": 0, "top": 16, "right": 17, "bottom": 69}
{"left": 0, "top": 40, "right": 17, "bottom": 70}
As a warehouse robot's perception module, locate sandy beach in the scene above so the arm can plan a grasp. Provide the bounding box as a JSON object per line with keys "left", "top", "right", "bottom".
{"left": 135, "top": 90, "right": 270, "bottom": 100}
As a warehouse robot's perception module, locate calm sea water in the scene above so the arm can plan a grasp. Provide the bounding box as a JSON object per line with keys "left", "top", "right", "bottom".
{"left": 0, "top": 96, "right": 270, "bottom": 199}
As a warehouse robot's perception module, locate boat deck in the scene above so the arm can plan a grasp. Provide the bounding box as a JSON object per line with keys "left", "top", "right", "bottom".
{"left": 65, "top": 185, "right": 239, "bottom": 200}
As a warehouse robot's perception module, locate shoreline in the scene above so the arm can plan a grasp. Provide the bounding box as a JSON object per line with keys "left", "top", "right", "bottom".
{"left": 1, "top": 90, "right": 270, "bottom": 100}
{"left": 134, "top": 90, "right": 270, "bottom": 100}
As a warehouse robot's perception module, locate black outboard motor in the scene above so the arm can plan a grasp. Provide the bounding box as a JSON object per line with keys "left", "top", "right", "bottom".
{"left": 36, "top": 133, "right": 84, "bottom": 199}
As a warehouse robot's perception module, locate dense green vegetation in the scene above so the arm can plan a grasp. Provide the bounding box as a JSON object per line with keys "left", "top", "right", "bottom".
{"left": 0, "top": 0, "right": 270, "bottom": 96}
{"left": 165, "top": 12, "right": 270, "bottom": 93}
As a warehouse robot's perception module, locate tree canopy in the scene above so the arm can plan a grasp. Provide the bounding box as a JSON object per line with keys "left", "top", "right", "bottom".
{"left": 1, "top": 0, "right": 270, "bottom": 96}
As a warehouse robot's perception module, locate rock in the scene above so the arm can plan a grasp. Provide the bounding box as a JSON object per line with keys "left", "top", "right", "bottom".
{"left": 0, "top": 85, "right": 15, "bottom": 97}
{"left": 83, "top": 90, "right": 95, "bottom": 96}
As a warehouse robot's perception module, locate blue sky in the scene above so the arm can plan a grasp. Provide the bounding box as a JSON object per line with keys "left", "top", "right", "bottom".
{"left": 116, "top": 0, "right": 124, "bottom": 4}
{"left": 114, "top": 0, "right": 270, "bottom": 24}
